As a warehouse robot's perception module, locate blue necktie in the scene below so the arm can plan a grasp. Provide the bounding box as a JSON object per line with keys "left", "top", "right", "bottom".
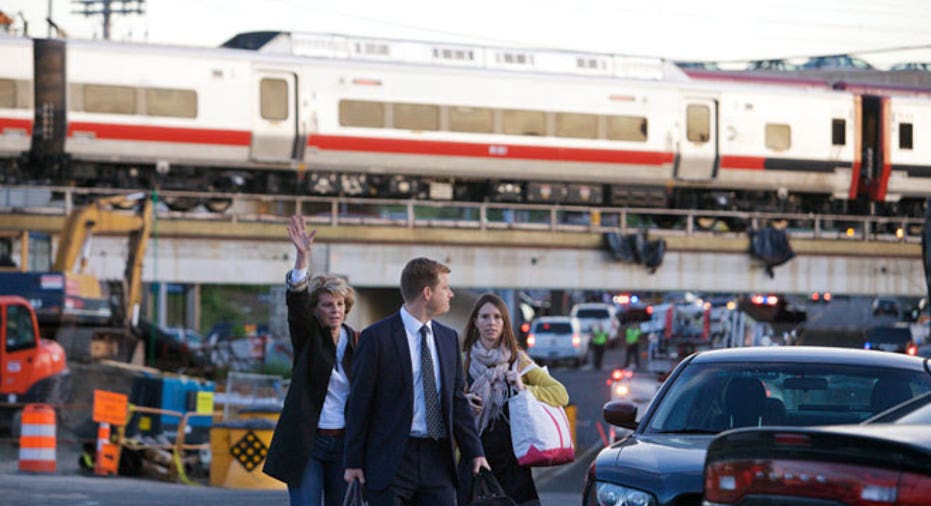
{"left": 420, "top": 325, "right": 446, "bottom": 438}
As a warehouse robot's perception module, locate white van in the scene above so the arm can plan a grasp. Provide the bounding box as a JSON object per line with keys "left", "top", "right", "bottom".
{"left": 570, "top": 302, "right": 620, "bottom": 348}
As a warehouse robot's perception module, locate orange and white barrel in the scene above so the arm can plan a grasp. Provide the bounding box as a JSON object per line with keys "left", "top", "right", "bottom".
{"left": 18, "top": 403, "right": 57, "bottom": 473}
{"left": 94, "top": 422, "right": 118, "bottom": 476}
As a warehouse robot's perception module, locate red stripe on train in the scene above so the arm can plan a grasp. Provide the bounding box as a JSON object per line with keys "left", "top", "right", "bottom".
{"left": 0, "top": 118, "right": 33, "bottom": 135}
{"left": 67, "top": 122, "right": 251, "bottom": 146}
{"left": 719, "top": 155, "right": 766, "bottom": 170}
{"left": 308, "top": 134, "right": 675, "bottom": 165}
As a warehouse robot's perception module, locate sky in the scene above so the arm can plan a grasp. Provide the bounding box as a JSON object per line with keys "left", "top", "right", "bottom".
{"left": 3, "top": 0, "right": 931, "bottom": 69}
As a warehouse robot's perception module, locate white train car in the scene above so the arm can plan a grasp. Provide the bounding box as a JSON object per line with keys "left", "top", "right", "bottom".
{"left": 0, "top": 35, "right": 33, "bottom": 161}
{"left": 1, "top": 31, "right": 928, "bottom": 217}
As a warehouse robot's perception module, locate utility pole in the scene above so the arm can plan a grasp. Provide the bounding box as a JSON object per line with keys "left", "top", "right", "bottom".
{"left": 71, "top": 0, "right": 144, "bottom": 40}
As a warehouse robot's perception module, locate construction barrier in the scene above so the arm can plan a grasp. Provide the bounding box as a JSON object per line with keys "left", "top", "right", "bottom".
{"left": 19, "top": 403, "right": 57, "bottom": 473}
{"left": 209, "top": 417, "right": 284, "bottom": 490}
{"left": 95, "top": 422, "right": 119, "bottom": 476}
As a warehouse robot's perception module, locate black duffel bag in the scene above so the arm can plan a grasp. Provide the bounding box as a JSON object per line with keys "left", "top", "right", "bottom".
{"left": 468, "top": 469, "right": 517, "bottom": 506}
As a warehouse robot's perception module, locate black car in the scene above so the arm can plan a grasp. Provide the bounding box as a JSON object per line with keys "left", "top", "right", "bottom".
{"left": 703, "top": 393, "right": 931, "bottom": 505}
{"left": 584, "top": 347, "right": 931, "bottom": 506}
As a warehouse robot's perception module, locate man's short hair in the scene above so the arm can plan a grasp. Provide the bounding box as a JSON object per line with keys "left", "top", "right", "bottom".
{"left": 400, "top": 257, "right": 451, "bottom": 303}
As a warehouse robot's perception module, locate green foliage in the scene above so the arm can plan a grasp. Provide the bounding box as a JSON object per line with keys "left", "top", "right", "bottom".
{"left": 200, "top": 284, "right": 273, "bottom": 335}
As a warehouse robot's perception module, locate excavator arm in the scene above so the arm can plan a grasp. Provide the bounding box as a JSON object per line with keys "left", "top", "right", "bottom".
{"left": 52, "top": 193, "right": 152, "bottom": 328}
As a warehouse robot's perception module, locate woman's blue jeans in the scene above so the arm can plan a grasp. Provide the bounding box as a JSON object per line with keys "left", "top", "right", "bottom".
{"left": 287, "top": 433, "right": 347, "bottom": 506}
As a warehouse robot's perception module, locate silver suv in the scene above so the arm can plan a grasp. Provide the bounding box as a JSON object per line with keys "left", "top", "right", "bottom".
{"left": 570, "top": 303, "right": 619, "bottom": 348}
{"left": 526, "top": 316, "right": 587, "bottom": 368}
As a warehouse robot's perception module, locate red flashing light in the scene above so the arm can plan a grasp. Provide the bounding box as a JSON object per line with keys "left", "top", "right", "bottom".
{"left": 646, "top": 306, "right": 653, "bottom": 315}
{"left": 611, "top": 369, "right": 623, "bottom": 381}
{"left": 908, "top": 343, "right": 918, "bottom": 356}
{"left": 824, "top": 292, "right": 832, "bottom": 302}
{"left": 526, "top": 334, "right": 536, "bottom": 347}
{"left": 811, "top": 292, "right": 820, "bottom": 301}
{"left": 571, "top": 334, "right": 581, "bottom": 348}
{"left": 520, "top": 322, "right": 530, "bottom": 333}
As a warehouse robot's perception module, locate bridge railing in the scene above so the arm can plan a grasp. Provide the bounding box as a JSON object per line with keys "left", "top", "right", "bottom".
{"left": 0, "top": 185, "right": 923, "bottom": 243}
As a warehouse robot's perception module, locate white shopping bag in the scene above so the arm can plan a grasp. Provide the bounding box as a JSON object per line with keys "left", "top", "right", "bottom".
{"left": 507, "top": 388, "right": 574, "bottom": 467}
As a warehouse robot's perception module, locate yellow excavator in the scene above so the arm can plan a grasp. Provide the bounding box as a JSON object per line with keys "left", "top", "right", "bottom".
{"left": 0, "top": 193, "right": 152, "bottom": 363}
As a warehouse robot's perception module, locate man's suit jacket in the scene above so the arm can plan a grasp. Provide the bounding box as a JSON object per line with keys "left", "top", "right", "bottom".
{"left": 345, "top": 312, "right": 484, "bottom": 491}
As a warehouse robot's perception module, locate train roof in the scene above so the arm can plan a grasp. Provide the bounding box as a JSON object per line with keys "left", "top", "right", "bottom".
{"left": 222, "top": 31, "right": 691, "bottom": 83}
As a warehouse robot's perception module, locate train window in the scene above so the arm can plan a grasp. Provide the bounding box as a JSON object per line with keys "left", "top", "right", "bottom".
{"left": 900, "top": 123, "right": 913, "bottom": 150}
{"left": 686, "top": 105, "right": 710, "bottom": 143}
{"left": 260, "top": 78, "right": 288, "bottom": 120}
{"left": 765, "top": 123, "right": 791, "bottom": 151}
{"left": 145, "top": 88, "right": 197, "bottom": 118}
{"left": 556, "top": 113, "right": 598, "bottom": 139}
{"left": 394, "top": 103, "right": 439, "bottom": 131}
{"left": 502, "top": 109, "right": 545, "bottom": 136}
{"left": 0, "top": 79, "right": 14, "bottom": 108}
{"left": 449, "top": 106, "right": 493, "bottom": 133}
{"left": 832, "top": 119, "right": 846, "bottom": 145}
{"left": 607, "top": 115, "right": 648, "bottom": 142}
{"left": 339, "top": 100, "right": 385, "bottom": 128}
{"left": 83, "top": 84, "right": 137, "bottom": 115}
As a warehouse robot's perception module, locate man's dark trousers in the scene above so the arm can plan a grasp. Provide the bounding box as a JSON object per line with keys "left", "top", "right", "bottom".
{"left": 365, "top": 437, "right": 455, "bottom": 506}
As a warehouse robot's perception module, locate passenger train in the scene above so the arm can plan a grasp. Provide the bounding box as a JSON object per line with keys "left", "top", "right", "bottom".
{"left": 1, "top": 31, "right": 930, "bottom": 217}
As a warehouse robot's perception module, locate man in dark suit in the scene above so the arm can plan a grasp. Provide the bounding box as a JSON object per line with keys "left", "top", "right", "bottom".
{"left": 345, "top": 257, "right": 489, "bottom": 506}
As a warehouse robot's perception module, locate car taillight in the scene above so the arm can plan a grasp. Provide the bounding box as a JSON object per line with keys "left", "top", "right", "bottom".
{"left": 907, "top": 343, "right": 917, "bottom": 356}
{"left": 614, "top": 384, "right": 630, "bottom": 397}
{"left": 526, "top": 334, "right": 535, "bottom": 347}
{"left": 572, "top": 334, "right": 581, "bottom": 347}
{"left": 705, "top": 459, "right": 902, "bottom": 506}
{"left": 897, "top": 471, "right": 931, "bottom": 505}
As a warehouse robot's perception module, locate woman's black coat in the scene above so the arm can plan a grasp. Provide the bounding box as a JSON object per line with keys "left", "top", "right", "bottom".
{"left": 263, "top": 286, "right": 356, "bottom": 486}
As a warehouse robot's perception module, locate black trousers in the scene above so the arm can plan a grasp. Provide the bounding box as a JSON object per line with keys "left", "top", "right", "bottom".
{"left": 367, "top": 437, "right": 456, "bottom": 506}
{"left": 458, "top": 416, "right": 538, "bottom": 506}
{"left": 624, "top": 342, "right": 640, "bottom": 370}
{"left": 591, "top": 343, "right": 606, "bottom": 370}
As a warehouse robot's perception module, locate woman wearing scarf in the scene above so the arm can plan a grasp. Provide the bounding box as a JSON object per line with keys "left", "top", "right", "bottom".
{"left": 457, "top": 293, "right": 569, "bottom": 506}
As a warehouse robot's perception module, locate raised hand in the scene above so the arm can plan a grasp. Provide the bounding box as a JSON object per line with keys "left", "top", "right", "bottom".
{"left": 287, "top": 215, "right": 316, "bottom": 270}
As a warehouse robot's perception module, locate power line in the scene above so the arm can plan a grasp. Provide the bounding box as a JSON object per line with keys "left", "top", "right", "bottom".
{"left": 71, "top": 0, "right": 144, "bottom": 39}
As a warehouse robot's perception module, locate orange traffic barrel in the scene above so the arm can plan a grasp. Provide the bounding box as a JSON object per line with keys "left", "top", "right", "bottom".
{"left": 94, "top": 422, "right": 118, "bottom": 476}
{"left": 18, "top": 404, "right": 56, "bottom": 473}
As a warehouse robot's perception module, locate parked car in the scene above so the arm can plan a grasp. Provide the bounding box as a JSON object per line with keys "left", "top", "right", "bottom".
{"left": 872, "top": 296, "right": 902, "bottom": 317}
{"left": 799, "top": 54, "right": 873, "bottom": 70}
{"left": 865, "top": 323, "right": 917, "bottom": 355}
{"left": 890, "top": 62, "right": 931, "bottom": 71}
{"left": 584, "top": 347, "right": 931, "bottom": 506}
{"left": 163, "top": 327, "right": 206, "bottom": 351}
{"left": 570, "top": 302, "right": 620, "bottom": 347}
{"left": 525, "top": 316, "right": 587, "bottom": 367}
{"left": 703, "top": 393, "right": 931, "bottom": 505}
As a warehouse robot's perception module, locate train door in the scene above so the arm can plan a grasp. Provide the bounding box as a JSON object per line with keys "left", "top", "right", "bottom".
{"left": 675, "top": 99, "right": 718, "bottom": 180}
{"left": 250, "top": 71, "right": 299, "bottom": 162}
{"left": 856, "top": 95, "right": 889, "bottom": 200}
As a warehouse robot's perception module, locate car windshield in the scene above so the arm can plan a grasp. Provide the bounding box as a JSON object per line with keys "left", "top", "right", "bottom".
{"left": 576, "top": 309, "right": 610, "bottom": 319}
{"left": 534, "top": 322, "right": 572, "bottom": 334}
{"left": 645, "top": 362, "right": 931, "bottom": 434}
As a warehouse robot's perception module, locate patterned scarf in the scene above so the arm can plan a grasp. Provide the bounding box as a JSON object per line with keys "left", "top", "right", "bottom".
{"left": 467, "top": 341, "right": 512, "bottom": 433}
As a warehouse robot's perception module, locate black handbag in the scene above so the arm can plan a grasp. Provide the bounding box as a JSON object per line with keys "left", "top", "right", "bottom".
{"left": 342, "top": 478, "right": 368, "bottom": 506}
{"left": 469, "top": 468, "right": 517, "bottom": 506}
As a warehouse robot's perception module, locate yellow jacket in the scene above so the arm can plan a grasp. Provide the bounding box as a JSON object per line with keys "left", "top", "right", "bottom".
{"left": 516, "top": 352, "right": 569, "bottom": 408}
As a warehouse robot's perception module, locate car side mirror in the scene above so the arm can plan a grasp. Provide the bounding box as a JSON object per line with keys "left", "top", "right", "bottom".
{"left": 604, "top": 400, "right": 638, "bottom": 430}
